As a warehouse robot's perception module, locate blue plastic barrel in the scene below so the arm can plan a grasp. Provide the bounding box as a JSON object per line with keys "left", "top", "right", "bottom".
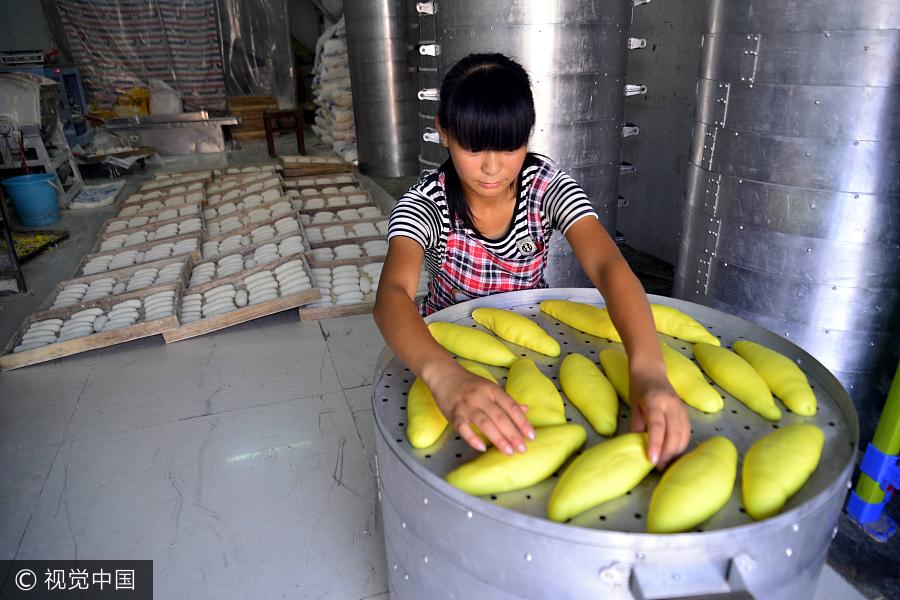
{"left": 1, "top": 173, "right": 61, "bottom": 227}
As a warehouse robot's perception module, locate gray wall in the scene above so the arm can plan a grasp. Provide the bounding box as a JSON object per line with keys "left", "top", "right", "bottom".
{"left": 0, "top": 0, "right": 54, "bottom": 54}
{"left": 617, "top": 0, "right": 708, "bottom": 263}
{"left": 288, "top": 0, "right": 322, "bottom": 51}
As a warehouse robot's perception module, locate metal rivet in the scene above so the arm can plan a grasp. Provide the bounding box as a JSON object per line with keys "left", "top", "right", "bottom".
{"left": 792, "top": 524, "right": 800, "bottom": 532}
{"left": 404, "top": 574, "right": 409, "bottom": 581}
{"left": 466, "top": 510, "right": 473, "bottom": 519}
{"left": 785, "top": 548, "right": 793, "bottom": 557}
{"left": 809, "top": 203, "right": 816, "bottom": 209}
{"left": 672, "top": 572, "right": 681, "bottom": 581}
{"left": 854, "top": 141, "right": 860, "bottom": 146}
{"left": 805, "top": 152, "right": 811, "bottom": 157}
{"left": 739, "top": 225, "right": 743, "bottom": 230}
{"left": 393, "top": 564, "right": 398, "bottom": 570}
{"left": 814, "top": 100, "right": 820, "bottom": 105}
{"left": 734, "top": 131, "right": 739, "bottom": 136}
{"left": 525, "top": 553, "right": 533, "bottom": 562}
{"left": 824, "top": 32, "right": 830, "bottom": 37}
{"left": 854, "top": 194, "right": 860, "bottom": 199}
{"left": 402, "top": 522, "right": 407, "bottom": 529}
{"left": 423, "top": 556, "right": 429, "bottom": 563}
{"left": 806, "top": 248, "right": 812, "bottom": 252}
{"left": 423, "top": 497, "right": 428, "bottom": 504}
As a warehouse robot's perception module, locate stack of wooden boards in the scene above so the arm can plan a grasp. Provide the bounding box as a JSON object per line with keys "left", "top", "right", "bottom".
{"left": 281, "top": 167, "right": 430, "bottom": 320}
{"left": 227, "top": 95, "right": 278, "bottom": 141}
{"left": 2, "top": 157, "right": 377, "bottom": 369}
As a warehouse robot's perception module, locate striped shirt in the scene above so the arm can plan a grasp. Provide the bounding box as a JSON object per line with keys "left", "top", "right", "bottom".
{"left": 388, "top": 154, "right": 597, "bottom": 280}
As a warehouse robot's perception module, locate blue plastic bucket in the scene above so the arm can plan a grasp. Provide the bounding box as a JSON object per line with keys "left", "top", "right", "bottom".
{"left": 2, "top": 173, "right": 62, "bottom": 227}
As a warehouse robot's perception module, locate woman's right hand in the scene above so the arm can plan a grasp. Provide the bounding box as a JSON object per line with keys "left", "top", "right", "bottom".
{"left": 426, "top": 363, "right": 535, "bottom": 455}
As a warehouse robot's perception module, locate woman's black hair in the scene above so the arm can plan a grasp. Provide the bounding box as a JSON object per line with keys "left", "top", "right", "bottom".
{"left": 437, "top": 53, "right": 535, "bottom": 232}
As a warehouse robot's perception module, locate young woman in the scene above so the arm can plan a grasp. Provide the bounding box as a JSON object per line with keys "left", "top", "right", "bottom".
{"left": 374, "top": 53, "right": 689, "bottom": 468}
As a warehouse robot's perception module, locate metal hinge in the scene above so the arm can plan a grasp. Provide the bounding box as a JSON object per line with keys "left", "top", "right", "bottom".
{"left": 422, "top": 128, "right": 440, "bottom": 144}
{"left": 628, "top": 37, "right": 647, "bottom": 50}
{"left": 419, "top": 43, "right": 440, "bottom": 56}
{"left": 416, "top": 2, "right": 436, "bottom": 15}
{"left": 739, "top": 34, "right": 762, "bottom": 84}
{"left": 633, "top": 0, "right": 652, "bottom": 6}
{"left": 624, "top": 84, "right": 647, "bottom": 96}
{"left": 622, "top": 123, "right": 640, "bottom": 138}
{"left": 417, "top": 88, "right": 440, "bottom": 101}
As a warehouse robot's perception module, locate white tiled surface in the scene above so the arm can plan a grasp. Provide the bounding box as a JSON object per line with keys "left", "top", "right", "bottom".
{"left": 0, "top": 306, "right": 868, "bottom": 600}
{"left": 0, "top": 310, "right": 388, "bottom": 599}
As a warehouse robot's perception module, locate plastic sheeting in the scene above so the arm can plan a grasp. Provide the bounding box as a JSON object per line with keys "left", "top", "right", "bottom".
{"left": 217, "top": 0, "right": 296, "bottom": 108}
{"left": 49, "top": 0, "right": 295, "bottom": 114}
{"left": 311, "top": 17, "right": 357, "bottom": 163}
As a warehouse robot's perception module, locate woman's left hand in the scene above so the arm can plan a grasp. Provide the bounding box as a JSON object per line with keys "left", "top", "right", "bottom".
{"left": 628, "top": 370, "right": 690, "bottom": 470}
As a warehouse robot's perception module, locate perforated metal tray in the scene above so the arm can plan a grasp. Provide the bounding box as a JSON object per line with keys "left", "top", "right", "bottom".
{"left": 372, "top": 289, "right": 857, "bottom": 534}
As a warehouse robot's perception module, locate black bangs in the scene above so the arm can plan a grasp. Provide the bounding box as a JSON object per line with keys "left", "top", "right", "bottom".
{"left": 440, "top": 64, "right": 535, "bottom": 152}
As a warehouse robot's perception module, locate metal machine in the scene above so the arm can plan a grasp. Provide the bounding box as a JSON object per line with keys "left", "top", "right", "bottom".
{"left": 674, "top": 0, "right": 900, "bottom": 443}
{"left": 412, "top": 0, "right": 644, "bottom": 286}
{"left": 344, "top": 0, "right": 420, "bottom": 177}
{"left": 373, "top": 289, "right": 857, "bottom": 599}
{"left": 104, "top": 112, "right": 239, "bottom": 156}
{"left": 0, "top": 72, "right": 83, "bottom": 206}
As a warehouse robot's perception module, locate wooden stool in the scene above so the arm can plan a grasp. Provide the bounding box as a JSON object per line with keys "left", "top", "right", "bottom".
{"left": 263, "top": 109, "right": 306, "bottom": 157}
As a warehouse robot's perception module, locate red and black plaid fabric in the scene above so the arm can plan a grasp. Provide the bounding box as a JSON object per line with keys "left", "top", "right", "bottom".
{"left": 420, "top": 159, "right": 560, "bottom": 315}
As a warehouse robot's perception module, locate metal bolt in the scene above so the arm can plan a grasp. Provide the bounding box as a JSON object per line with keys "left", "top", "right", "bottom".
{"left": 466, "top": 510, "right": 473, "bottom": 519}
{"left": 814, "top": 100, "right": 820, "bottom": 105}
{"left": 806, "top": 248, "right": 812, "bottom": 252}
{"left": 809, "top": 203, "right": 816, "bottom": 209}
{"left": 404, "top": 574, "right": 410, "bottom": 581}
{"left": 864, "top": 45, "right": 870, "bottom": 51}
{"left": 525, "top": 553, "right": 533, "bottom": 562}
{"left": 854, "top": 141, "right": 860, "bottom": 146}
{"left": 785, "top": 548, "right": 793, "bottom": 557}
{"left": 738, "top": 179, "right": 743, "bottom": 184}
{"left": 739, "top": 225, "right": 744, "bottom": 230}
{"left": 824, "top": 32, "right": 830, "bottom": 37}
{"left": 423, "top": 556, "right": 429, "bottom": 563}
{"left": 805, "top": 152, "right": 811, "bottom": 157}
{"left": 854, "top": 194, "right": 860, "bottom": 199}
{"left": 672, "top": 572, "right": 681, "bottom": 581}
{"left": 744, "top": 50, "right": 749, "bottom": 55}
{"left": 423, "top": 497, "right": 428, "bottom": 504}
{"left": 393, "top": 564, "right": 398, "bottom": 570}
{"left": 734, "top": 131, "right": 739, "bottom": 136}
{"left": 402, "top": 522, "right": 407, "bottom": 529}
{"left": 792, "top": 524, "right": 800, "bottom": 532}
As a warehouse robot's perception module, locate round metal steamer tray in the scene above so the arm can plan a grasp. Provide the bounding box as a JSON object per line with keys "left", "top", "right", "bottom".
{"left": 372, "top": 289, "right": 858, "bottom": 600}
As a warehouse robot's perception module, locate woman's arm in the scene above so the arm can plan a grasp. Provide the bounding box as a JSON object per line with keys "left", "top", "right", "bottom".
{"left": 373, "top": 236, "right": 534, "bottom": 455}
{"left": 565, "top": 216, "right": 690, "bottom": 468}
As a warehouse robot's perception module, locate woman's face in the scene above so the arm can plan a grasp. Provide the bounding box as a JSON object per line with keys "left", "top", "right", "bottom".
{"left": 442, "top": 132, "right": 528, "bottom": 200}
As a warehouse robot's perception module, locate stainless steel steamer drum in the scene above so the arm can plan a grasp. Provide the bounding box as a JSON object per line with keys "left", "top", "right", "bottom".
{"left": 372, "top": 289, "right": 857, "bottom": 599}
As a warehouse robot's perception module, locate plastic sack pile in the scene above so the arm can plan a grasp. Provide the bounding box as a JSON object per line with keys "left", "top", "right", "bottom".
{"left": 312, "top": 18, "right": 357, "bottom": 163}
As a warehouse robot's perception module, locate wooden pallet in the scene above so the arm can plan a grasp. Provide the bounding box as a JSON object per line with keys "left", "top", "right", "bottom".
{"left": 95, "top": 214, "right": 206, "bottom": 253}
{"left": 207, "top": 174, "right": 282, "bottom": 197}
{"left": 1, "top": 283, "right": 182, "bottom": 370}
{"left": 279, "top": 155, "right": 355, "bottom": 177}
{"left": 43, "top": 256, "right": 192, "bottom": 312}
{"left": 221, "top": 164, "right": 279, "bottom": 175}
{"left": 123, "top": 186, "right": 206, "bottom": 206}
{"left": 117, "top": 195, "right": 204, "bottom": 220}
{"left": 205, "top": 204, "right": 298, "bottom": 239}
{"left": 138, "top": 177, "right": 208, "bottom": 195}
{"left": 190, "top": 231, "right": 307, "bottom": 284}
{"left": 101, "top": 212, "right": 206, "bottom": 240}
{"left": 152, "top": 169, "right": 214, "bottom": 181}
{"left": 163, "top": 254, "right": 320, "bottom": 343}
{"left": 201, "top": 215, "right": 306, "bottom": 259}
{"left": 203, "top": 194, "right": 291, "bottom": 223}
{"left": 227, "top": 95, "right": 277, "bottom": 141}
{"left": 282, "top": 173, "right": 358, "bottom": 189}
{"left": 76, "top": 233, "right": 203, "bottom": 276}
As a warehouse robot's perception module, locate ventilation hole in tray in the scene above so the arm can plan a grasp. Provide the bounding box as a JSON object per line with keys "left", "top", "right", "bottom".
{"left": 552, "top": 376, "right": 558, "bottom": 380}
{"left": 525, "top": 494, "right": 532, "bottom": 500}
{"left": 424, "top": 454, "right": 431, "bottom": 459}
{"left": 721, "top": 395, "right": 726, "bottom": 400}
{"left": 455, "top": 435, "right": 461, "bottom": 441}
{"left": 589, "top": 350, "right": 595, "bottom": 354}
{"left": 681, "top": 347, "right": 687, "bottom": 350}
{"left": 626, "top": 490, "right": 632, "bottom": 496}
{"left": 386, "top": 372, "right": 392, "bottom": 377}
{"left": 566, "top": 417, "right": 573, "bottom": 422}
{"left": 520, "top": 353, "right": 526, "bottom": 357}
{"left": 403, "top": 379, "right": 409, "bottom": 383}
{"left": 634, "top": 513, "right": 642, "bottom": 520}
{"left": 743, "top": 425, "right": 751, "bottom": 431}
{"left": 555, "top": 322, "right": 560, "bottom": 326}
{"left": 455, "top": 453, "right": 462, "bottom": 458}
{"left": 400, "top": 406, "right": 406, "bottom": 410}
{"left": 404, "top": 367, "right": 410, "bottom": 372}
{"left": 714, "top": 426, "right": 722, "bottom": 432}
{"left": 695, "top": 528, "right": 704, "bottom": 533}
{"left": 599, "top": 515, "right": 607, "bottom": 521}
{"left": 562, "top": 341, "right": 568, "bottom": 345}
{"left": 717, "top": 335, "right": 722, "bottom": 339}
{"left": 548, "top": 363, "right": 555, "bottom": 368}
{"left": 490, "top": 495, "right": 498, "bottom": 501}
{"left": 828, "top": 421, "right": 835, "bottom": 427}
{"left": 739, "top": 507, "right": 747, "bottom": 513}
{"left": 772, "top": 424, "right": 780, "bottom": 429}
{"left": 398, "top": 422, "right": 404, "bottom": 427}
{"left": 402, "top": 392, "right": 407, "bottom": 397}
{"left": 621, "top": 414, "right": 628, "bottom": 420}
{"left": 565, "top": 518, "right": 572, "bottom": 523}
{"left": 731, "top": 409, "right": 738, "bottom": 414}
{"left": 396, "top": 438, "right": 402, "bottom": 443}
{"left": 385, "top": 385, "right": 391, "bottom": 389}
{"left": 470, "top": 324, "right": 476, "bottom": 328}
{"left": 382, "top": 398, "right": 388, "bottom": 402}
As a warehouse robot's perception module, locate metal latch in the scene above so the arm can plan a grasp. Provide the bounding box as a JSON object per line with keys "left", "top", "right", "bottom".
{"left": 633, "top": 0, "right": 652, "bottom": 6}
{"left": 628, "top": 37, "right": 647, "bottom": 50}
{"left": 417, "top": 88, "right": 440, "bottom": 101}
{"left": 422, "top": 128, "right": 440, "bottom": 144}
{"left": 416, "top": 2, "right": 436, "bottom": 15}
{"left": 625, "top": 84, "right": 648, "bottom": 96}
{"left": 622, "top": 123, "right": 640, "bottom": 137}
{"left": 619, "top": 161, "right": 636, "bottom": 174}
{"left": 419, "top": 43, "right": 441, "bottom": 56}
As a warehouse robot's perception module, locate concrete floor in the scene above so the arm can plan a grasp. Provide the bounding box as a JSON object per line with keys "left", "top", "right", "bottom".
{"left": 0, "top": 139, "right": 876, "bottom": 599}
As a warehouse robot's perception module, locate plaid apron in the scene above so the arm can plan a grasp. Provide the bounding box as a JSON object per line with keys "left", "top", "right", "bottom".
{"left": 420, "top": 159, "right": 560, "bottom": 316}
